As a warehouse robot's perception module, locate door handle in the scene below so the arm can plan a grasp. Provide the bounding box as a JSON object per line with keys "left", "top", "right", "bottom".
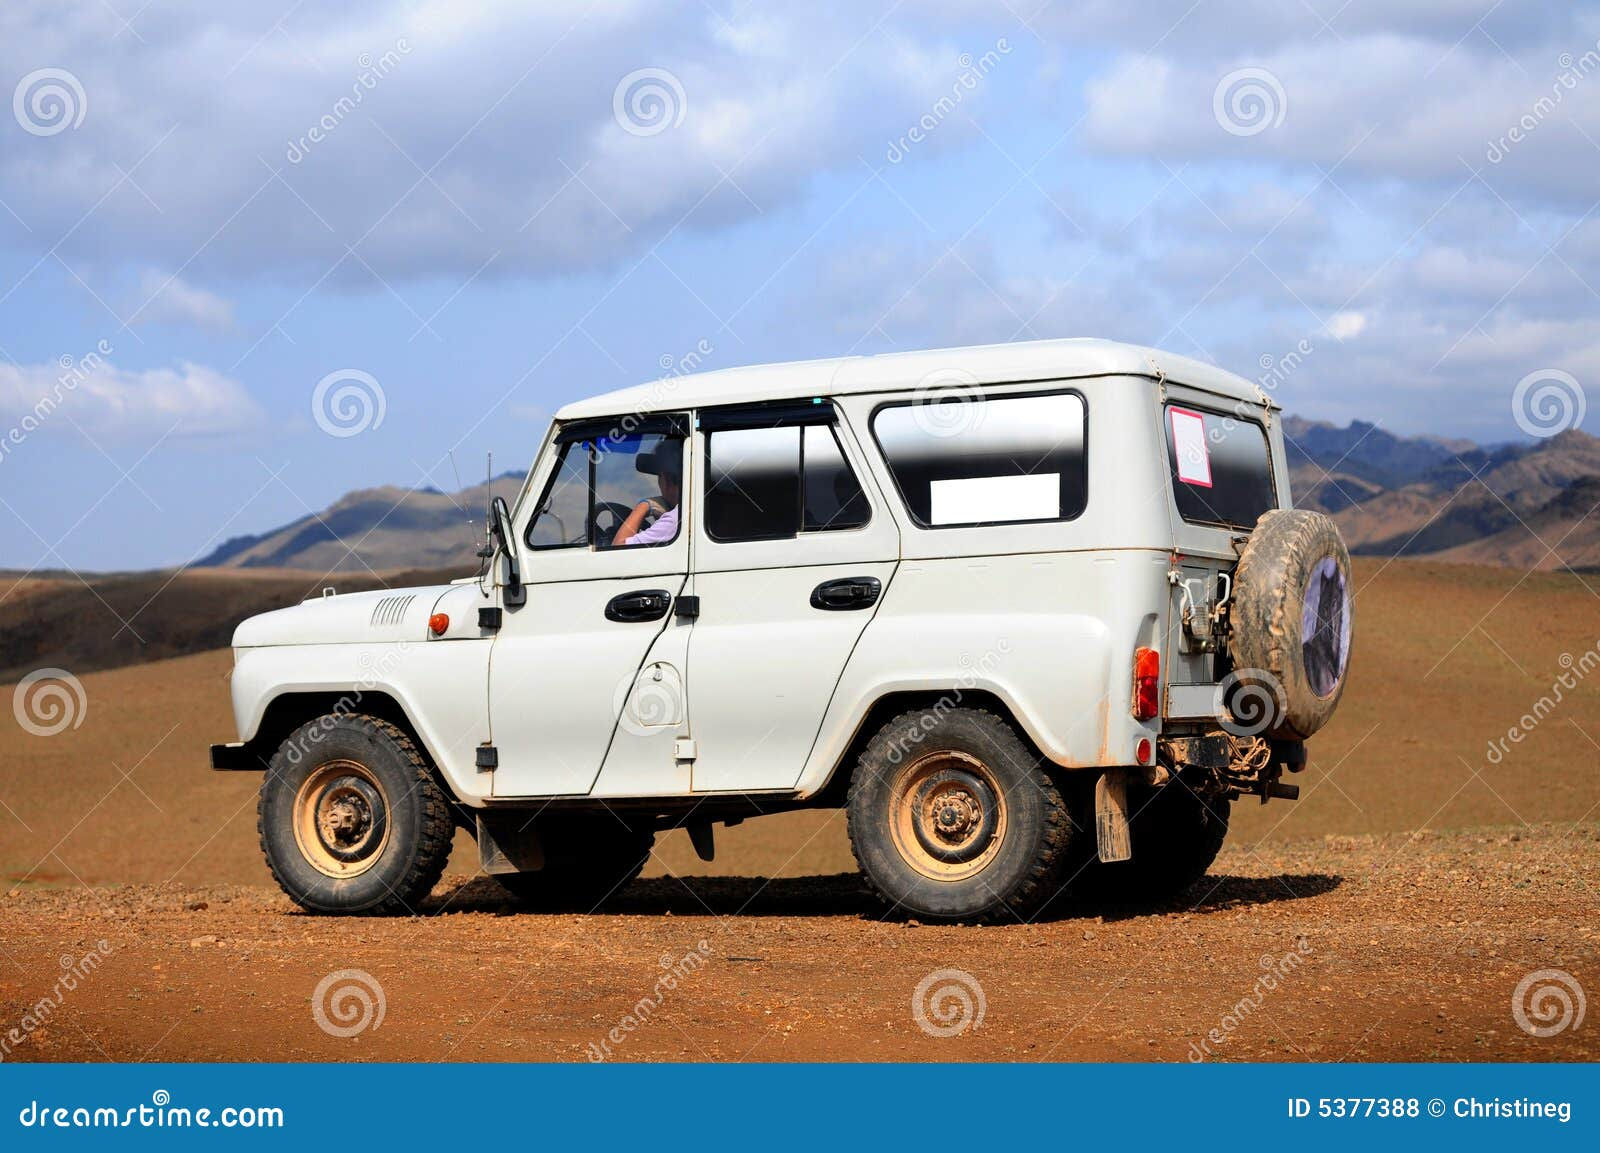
{"left": 605, "top": 589, "right": 673, "bottom": 623}
{"left": 810, "top": 576, "right": 882, "bottom": 611}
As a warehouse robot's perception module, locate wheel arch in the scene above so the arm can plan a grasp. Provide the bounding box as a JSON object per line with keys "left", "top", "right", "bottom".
{"left": 807, "top": 688, "right": 1048, "bottom": 807}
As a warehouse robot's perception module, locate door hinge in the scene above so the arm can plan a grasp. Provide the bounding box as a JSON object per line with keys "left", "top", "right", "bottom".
{"left": 475, "top": 744, "right": 499, "bottom": 771}
{"left": 674, "top": 594, "right": 700, "bottom": 620}
{"left": 478, "top": 605, "right": 503, "bottom": 630}
{"left": 673, "top": 738, "right": 697, "bottom": 762}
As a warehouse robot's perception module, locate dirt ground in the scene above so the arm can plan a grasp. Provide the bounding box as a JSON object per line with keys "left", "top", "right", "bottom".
{"left": 0, "top": 558, "right": 1597, "bottom": 1061}
{"left": 1, "top": 827, "right": 1595, "bottom": 1062}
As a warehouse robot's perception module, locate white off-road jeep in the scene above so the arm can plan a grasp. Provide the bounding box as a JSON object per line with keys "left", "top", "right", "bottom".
{"left": 212, "top": 338, "right": 1353, "bottom": 922}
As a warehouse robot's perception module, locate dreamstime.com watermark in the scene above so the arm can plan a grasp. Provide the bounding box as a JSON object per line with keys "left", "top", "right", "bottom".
{"left": 587, "top": 941, "right": 714, "bottom": 1061}
{"left": 886, "top": 40, "right": 1011, "bottom": 164}
{"left": 0, "top": 339, "right": 114, "bottom": 466}
{"left": 884, "top": 640, "right": 1012, "bottom": 765}
{"left": 1512, "top": 969, "right": 1586, "bottom": 1038}
{"left": 912, "top": 968, "right": 986, "bottom": 1038}
{"left": 1187, "top": 937, "right": 1313, "bottom": 1061}
{"left": 282, "top": 641, "right": 413, "bottom": 766}
{"left": 16, "top": 1090, "right": 283, "bottom": 1130}
{"left": 1, "top": 941, "right": 114, "bottom": 1061}
{"left": 1486, "top": 42, "right": 1600, "bottom": 163}
{"left": 1484, "top": 642, "right": 1600, "bottom": 765}
{"left": 286, "top": 40, "right": 412, "bottom": 163}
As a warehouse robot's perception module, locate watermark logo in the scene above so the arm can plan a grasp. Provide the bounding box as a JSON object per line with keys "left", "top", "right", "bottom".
{"left": 1214, "top": 668, "right": 1285, "bottom": 737}
{"left": 910, "top": 368, "right": 986, "bottom": 439}
{"left": 1512, "top": 369, "right": 1585, "bottom": 438}
{"left": 613, "top": 68, "right": 686, "bottom": 137}
{"left": 612, "top": 665, "right": 683, "bottom": 736}
{"left": 13, "top": 68, "right": 87, "bottom": 137}
{"left": 1189, "top": 938, "right": 1312, "bottom": 1060}
{"left": 12, "top": 668, "right": 87, "bottom": 737}
{"left": 1512, "top": 969, "right": 1585, "bottom": 1038}
{"left": 312, "top": 369, "right": 386, "bottom": 438}
{"left": 311, "top": 969, "right": 386, "bottom": 1038}
{"left": 1213, "top": 67, "right": 1286, "bottom": 137}
{"left": 912, "top": 968, "right": 986, "bottom": 1038}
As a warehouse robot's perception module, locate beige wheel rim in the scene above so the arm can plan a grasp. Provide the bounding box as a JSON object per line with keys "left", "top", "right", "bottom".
{"left": 887, "top": 750, "right": 1007, "bottom": 882}
{"left": 291, "top": 759, "right": 392, "bottom": 879}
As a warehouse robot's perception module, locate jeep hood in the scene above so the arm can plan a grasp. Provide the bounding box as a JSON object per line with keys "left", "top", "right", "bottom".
{"left": 232, "top": 584, "right": 452, "bottom": 648}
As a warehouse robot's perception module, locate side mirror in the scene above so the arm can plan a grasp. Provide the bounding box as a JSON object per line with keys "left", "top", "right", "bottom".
{"left": 489, "top": 496, "right": 523, "bottom": 602}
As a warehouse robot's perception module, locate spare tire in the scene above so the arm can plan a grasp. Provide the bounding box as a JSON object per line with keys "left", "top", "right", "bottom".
{"left": 1227, "top": 508, "right": 1353, "bottom": 740}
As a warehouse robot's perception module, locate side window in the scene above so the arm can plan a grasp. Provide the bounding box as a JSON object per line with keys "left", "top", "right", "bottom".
{"left": 526, "top": 430, "right": 685, "bottom": 549}
{"left": 705, "top": 423, "right": 870, "bottom": 543}
{"left": 871, "top": 391, "right": 1087, "bottom": 527}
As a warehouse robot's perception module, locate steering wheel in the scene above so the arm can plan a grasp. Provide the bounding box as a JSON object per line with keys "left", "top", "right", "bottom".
{"left": 590, "top": 500, "right": 637, "bottom": 545}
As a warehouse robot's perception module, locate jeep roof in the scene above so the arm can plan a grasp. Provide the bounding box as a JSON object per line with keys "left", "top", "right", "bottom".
{"left": 555, "top": 337, "right": 1276, "bottom": 421}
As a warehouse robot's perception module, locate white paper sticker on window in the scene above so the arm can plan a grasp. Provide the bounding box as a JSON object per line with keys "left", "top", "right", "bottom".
{"left": 929, "top": 473, "right": 1059, "bottom": 525}
{"left": 1169, "top": 408, "right": 1212, "bottom": 487}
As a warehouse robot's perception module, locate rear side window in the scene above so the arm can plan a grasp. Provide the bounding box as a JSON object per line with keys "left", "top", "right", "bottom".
{"left": 705, "top": 424, "right": 870, "bottom": 542}
{"left": 1165, "top": 404, "right": 1276, "bottom": 528}
{"left": 871, "top": 391, "right": 1087, "bottom": 527}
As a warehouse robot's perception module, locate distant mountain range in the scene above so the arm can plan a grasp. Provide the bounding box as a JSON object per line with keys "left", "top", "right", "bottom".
{"left": 1283, "top": 417, "right": 1600, "bottom": 570}
{"left": 195, "top": 420, "right": 1600, "bottom": 574}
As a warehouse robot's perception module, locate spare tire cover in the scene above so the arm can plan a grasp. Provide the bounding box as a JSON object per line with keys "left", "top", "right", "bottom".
{"left": 1227, "top": 508, "right": 1353, "bottom": 741}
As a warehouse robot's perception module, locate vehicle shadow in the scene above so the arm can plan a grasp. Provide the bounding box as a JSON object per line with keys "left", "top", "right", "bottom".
{"left": 431, "top": 870, "right": 1342, "bottom": 921}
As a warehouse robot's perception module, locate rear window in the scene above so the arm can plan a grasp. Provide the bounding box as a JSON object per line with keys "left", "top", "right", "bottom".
{"left": 872, "top": 391, "right": 1087, "bottom": 528}
{"left": 1165, "top": 404, "right": 1276, "bottom": 528}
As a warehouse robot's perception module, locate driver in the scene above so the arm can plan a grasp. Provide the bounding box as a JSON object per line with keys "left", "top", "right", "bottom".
{"left": 612, "top": 450, "right": 682, "bottom": 547}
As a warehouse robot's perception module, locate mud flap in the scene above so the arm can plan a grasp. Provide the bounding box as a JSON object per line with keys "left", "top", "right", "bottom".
{"left": 477, "top": 814, "right": 545, "bottom": 875}
{"left": 1095, "top": 769, "right": 1133, "bottom": 863}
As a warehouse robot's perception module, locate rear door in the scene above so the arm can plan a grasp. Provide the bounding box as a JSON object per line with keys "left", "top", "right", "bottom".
{"left": 1160, "top": 392, "right": 1281, "bottom": 711}
{"left": 683, "top": 402, "right": 899, "bottom": 792}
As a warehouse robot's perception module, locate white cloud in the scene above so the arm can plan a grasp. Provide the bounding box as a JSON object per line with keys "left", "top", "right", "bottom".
{"left": 134, "top": 271, "right": 236, "bottom": 331}
{"left": 1325, "top": 311, "right": 1368, "bottom": 340}
{"left": 0, "top": 356, "right": 263, "bottom": 438}
{"left": 0, "top": 2, "right": 980, "bottom": 283}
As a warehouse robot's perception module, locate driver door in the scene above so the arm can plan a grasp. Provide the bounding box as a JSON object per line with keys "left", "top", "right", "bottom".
{"left": 488, "top": 416, "right": 691, "bottom": 797}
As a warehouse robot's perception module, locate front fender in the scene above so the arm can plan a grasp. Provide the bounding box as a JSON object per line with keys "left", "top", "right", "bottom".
{"left": 230, "top": 640, "right": 491, "bottom": 804}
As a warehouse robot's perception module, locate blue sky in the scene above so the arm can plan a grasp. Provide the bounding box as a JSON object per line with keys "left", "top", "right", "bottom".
{"left": 1, "top": 1, "right": 1597, "bottom": 570}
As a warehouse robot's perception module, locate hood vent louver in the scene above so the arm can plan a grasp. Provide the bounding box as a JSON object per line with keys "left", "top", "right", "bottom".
{"left": 369, "top": 594, "right": 416, "bottom": 628}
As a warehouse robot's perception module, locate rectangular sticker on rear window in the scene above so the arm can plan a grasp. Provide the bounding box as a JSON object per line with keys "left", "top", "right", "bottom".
{"left": 1169, "top": 407, "right": 1212, "bottom": 487}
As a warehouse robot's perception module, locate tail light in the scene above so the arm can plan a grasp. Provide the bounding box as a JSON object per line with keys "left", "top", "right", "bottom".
{"left": 1133, "top": 646, "right": 1160, "bottom": 720}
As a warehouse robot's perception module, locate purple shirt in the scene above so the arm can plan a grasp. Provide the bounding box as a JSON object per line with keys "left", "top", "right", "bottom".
{"left": 625, "top": 505, "right": 678, "bottom": 546}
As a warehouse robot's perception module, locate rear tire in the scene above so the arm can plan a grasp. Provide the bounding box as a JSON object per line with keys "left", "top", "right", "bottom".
{"left": 1071, "top": 774, "right": 1229, "bottom": 905}
{"left": 258, "top": 714, "right": 454, "bottom": 915}
{"left": 847, "top": 707, "right": 1076, "bottom": 923}
{"left": 495, "top": 816, "right": 655, "bottom": 911}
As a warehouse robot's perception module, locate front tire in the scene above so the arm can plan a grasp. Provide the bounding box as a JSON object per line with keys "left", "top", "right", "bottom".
{"left": 258, "top": 715, "right": 454, "bottom": 915}
{"left": 847, "top": 707, "right": 1076, "bottom": 923}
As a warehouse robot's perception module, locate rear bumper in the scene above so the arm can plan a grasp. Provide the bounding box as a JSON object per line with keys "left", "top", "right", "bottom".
{"left": 210, "top": 742, "right": 263, "bottom": 771}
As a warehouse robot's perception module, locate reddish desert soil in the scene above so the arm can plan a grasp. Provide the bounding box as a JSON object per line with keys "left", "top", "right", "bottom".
{"left": 0, "top": 827, "right": 1596, "bottom": 1063}
{"left": 1, "top": 558, "right": 1597, "bottom": 1061}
